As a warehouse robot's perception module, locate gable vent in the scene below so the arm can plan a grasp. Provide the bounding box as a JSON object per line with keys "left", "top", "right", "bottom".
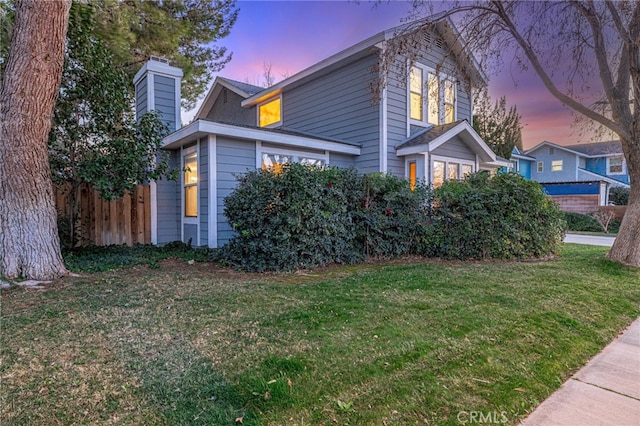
{"left": 422, "top": 32, "right": 444, "bottom": 49}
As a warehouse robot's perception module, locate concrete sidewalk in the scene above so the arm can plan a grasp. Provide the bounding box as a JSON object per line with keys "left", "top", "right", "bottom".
{"left": 564, "top": 233, "right": 616, "bottom": 247}
{"left": 520, "top": 318, "right": 640, "bottom": 425}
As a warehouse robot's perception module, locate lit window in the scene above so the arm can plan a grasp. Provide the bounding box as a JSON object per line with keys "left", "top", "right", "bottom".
{"left": 433, "top": 161, "right": 445, "bottom": 188}
{"left": 447, "top": 162, "right": 459, "bottom": 180}
{"left": 443, "top": 79, "right": 456, "bottom": 124}
{"left": 608, "top": 156, "right": 625, "bottom": 174}
{"left": 184, "top": 152, "right": 198, "bottom": 217}
{"left": 427, "top": 73, "right": 439, "bottom": 124}
{"left": 409, "top": 162, "right": 417, "bottom": 190}
{"left": 409, "top": 66, "right": 455, "bottom": 126}
{"left": 551, "top": 160, "right": 563, "bottom": 171}
{"left": 537, "top": 162, "right": 543, "bottom": 173}
{"left": 462, "top": 164, "right": 473, "bottom": 178}
{"left": 258, "top": 97, "right": 281, "bottom": 127}
{"left": 409, "top": 67, "right": 423, "bottom": 121}
{"left": 261, "top": 150, "right": 325, "bottom": 174}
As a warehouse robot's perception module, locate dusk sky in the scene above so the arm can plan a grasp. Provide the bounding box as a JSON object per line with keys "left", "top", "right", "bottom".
{"left": 185, "top": 0, "right": 610, "bottom": 149}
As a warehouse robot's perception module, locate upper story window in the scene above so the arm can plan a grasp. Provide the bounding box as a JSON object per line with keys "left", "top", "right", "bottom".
{"left": 551, "top": 160, "right": 563, "bottom": 171}
{"left": 607, "top": 156, "right": 626, "bottom": 175}
{"left": 409, "top": 68, "right": 423, "bottom": 121}
{"left": 258, "top": 96, "right": 282, "bottom": 127}
{"left": 409, "top": 65, "right": 456, "bottom": 126}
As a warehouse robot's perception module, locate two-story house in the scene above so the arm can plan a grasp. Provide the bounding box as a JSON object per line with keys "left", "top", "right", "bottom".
{"left": 134, "top": 19, "right": 509, "bottom": 247}
{"left": 510, "top": 141, "right": 630, "bottom": 213}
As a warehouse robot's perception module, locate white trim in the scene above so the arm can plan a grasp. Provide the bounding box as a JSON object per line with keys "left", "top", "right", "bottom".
{"left": 578, "top": 168, "right": 631, "bottom": 188}
{"left": 325, "top": 150, "right": 330, "bottom": 165}
{"left": 257, "top": 95, "right": 283, "bottom": 128}
{"left": 163, "top": 120, "right": 361, "bottom": 156}
{"left": 255, "top": 140, "right": 263, "bottom": 169}
{"left": 423, "top": 153, "right": 429, "bottom": 181}
{"left": 380, "top": 83, "right": 388, "bottom": 172}
{"left": 430, "top": 154, "right": 476, "bottom": 185}
{"left": 396, "top": 121, "right": 495, "bottom": 163}
{"left": 181, "top": 142, "right": 199, "bottom": 246}
{"left": 147, "top": 73, "right": 155, "bottom": 111}
{"left": 174, "top": 76, "right": 182, "bottom": 131}
{"left": 150, "top": 181, "right": 158, "bottom": 245}
{"left": 257, "top": 146, "right": 329, "bottom": 169}
{"left": 525, "top": 141, "right": 625, "bottom": 160}
{"left": 133, "top": 59, "right": 184, "bottom": 86}
{"left": 606, "top": 156, "right": 627, "bottom": 175}
{"left": 208, "top": 135, "right": 217, "bottom": 248}
{"left": 537, "top": 161, "right": 544, "bottom": 173}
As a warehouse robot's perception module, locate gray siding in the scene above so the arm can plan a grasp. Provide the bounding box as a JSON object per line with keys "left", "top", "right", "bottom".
{"left": 386, "top": 31, "right": 475, "bottom": 177}
{"left": 156, "top": 150, "right": 180, "bottom": 244}
{"left": 154, "top": 75, "right": 177, "bottom": 131}
{"left": 135, "top": 75, "right": 148, "bottom": 120}
{"left": 329, "top": 152, "right": 356, "bottom": 169}
{"left": 216, "top": 137, "right": 256, "bottom": 245}
{"left": 432, "top": 136, "right": 476, "bottom": 161}
{"left": 199, "top": 138, "right": 209, "bottom": 247}
{"left": 183, "top": 224, "right": 198, "bottom": 245}
{"left": 283, "top": 54, "right": 380, "bottom": 174}
{"left": 205, "top": 89, "right": 256, "bottom": 126}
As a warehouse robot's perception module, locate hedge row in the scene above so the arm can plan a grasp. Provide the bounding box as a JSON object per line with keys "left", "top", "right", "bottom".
{"left": 220, "top": 164, "right": 565, "bottom": 271}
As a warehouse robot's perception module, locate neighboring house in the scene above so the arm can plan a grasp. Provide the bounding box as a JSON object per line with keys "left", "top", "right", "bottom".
{"left": 514, "top": 140, "right": 630, "bottom": 213}
{"left": 134, "top": 20, "right": 509, "bottom": 248}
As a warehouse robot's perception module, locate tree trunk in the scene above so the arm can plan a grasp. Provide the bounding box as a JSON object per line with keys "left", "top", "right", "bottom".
{"left": 0, "top": 0, "right": 71, "bottom": 280}
{"left": 608, "top": 133, "right": 640, "bottom": 266}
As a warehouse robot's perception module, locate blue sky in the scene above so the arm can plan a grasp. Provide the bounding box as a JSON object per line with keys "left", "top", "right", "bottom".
{"left": 185, "top": 0, "right": 604, "bottom": 149}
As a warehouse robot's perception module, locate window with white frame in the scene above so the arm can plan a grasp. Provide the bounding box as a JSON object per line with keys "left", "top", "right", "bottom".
{"left": 258, "top": 96, "right": 282, "bottom": 127}
{"left": 260, "top": 147, "right": 327, "bottom": 174}
{"left": 607, "top": 156, "right": 625, "bottom": 175}
{"left": 183, "top": 152, "right": 198, "bottom": 217}
{"left": 537, "top": 161, "right": 543, "bottom": 173}
{"left": 551, "top": 160, "right": 563, "bottom": 172}
{"left": 432, "top": 158, "right": 474, "bottom": 188}
{"left": 409, "top": 65, "right": 456, "bottom": 126}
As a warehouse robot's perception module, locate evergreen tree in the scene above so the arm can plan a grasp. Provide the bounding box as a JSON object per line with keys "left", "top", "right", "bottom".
{"left": 473, "top": 93, "right": 523, "bottom": 159}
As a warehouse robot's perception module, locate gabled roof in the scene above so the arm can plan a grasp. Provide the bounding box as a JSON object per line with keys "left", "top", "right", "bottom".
{"left": 578, "top": 168, "right": 630, "bottom": 188}
{"left": 526, "top": 140, "right": 624, "bottom": 159}
{"left": 162, "top": 119, "right": 361, "bottom": 156}
{"left": 395, "top": 120, "right": 508, "bottom": 166}
{"left": 564, "top": 141, "right": 623, "bottom": 157}
{"left": 241, "top": 16, "right": 486, "bottom": 108}
{"left": 194, "top": 77, "right": 264, "bottom": 120}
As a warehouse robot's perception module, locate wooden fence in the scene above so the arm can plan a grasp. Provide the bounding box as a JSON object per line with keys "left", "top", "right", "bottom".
{"left": 55, "top": 184, "right": 151, "bottom": 247}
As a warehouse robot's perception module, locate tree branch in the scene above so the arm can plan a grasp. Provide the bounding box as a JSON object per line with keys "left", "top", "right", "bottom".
{"left": 489, "top": 0, "right": 625, "bottom": 138}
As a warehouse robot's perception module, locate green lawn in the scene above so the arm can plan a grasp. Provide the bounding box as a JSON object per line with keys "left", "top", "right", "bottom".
{"left": 2, "top": 245, "right": 639, "bottom": 425}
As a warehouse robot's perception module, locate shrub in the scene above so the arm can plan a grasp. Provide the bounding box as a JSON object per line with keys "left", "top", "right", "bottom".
{"left": 427, "top": 172, "right": 566, "bottom": 259}
{"left": 221, "top": 164, "right": 432, "bottom": 271}
{"left": 353, "top": 173, "right": 432, "bottom": 258}
{"left": 564, "top": 212, "right": 602, "bottom": 232}
{"left": 609, "top": 187, "right": 629, "bottom": 205}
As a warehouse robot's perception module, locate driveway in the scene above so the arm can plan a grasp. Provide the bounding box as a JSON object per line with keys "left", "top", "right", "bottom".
{"left": 564, "top": 233, "right": 616, "bottom": 247}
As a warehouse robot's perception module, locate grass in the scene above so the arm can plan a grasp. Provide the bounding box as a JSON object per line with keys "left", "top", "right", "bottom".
{"left": 2, "top": 244, "right": 639, "bottom": 425}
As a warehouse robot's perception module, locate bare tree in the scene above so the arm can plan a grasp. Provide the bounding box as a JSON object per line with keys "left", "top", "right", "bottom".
{"left": 0, "top": 0, "right": 71, "bottom": 280}
{"left": 385, "top": 1, "right": 640, "bottom": 266}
